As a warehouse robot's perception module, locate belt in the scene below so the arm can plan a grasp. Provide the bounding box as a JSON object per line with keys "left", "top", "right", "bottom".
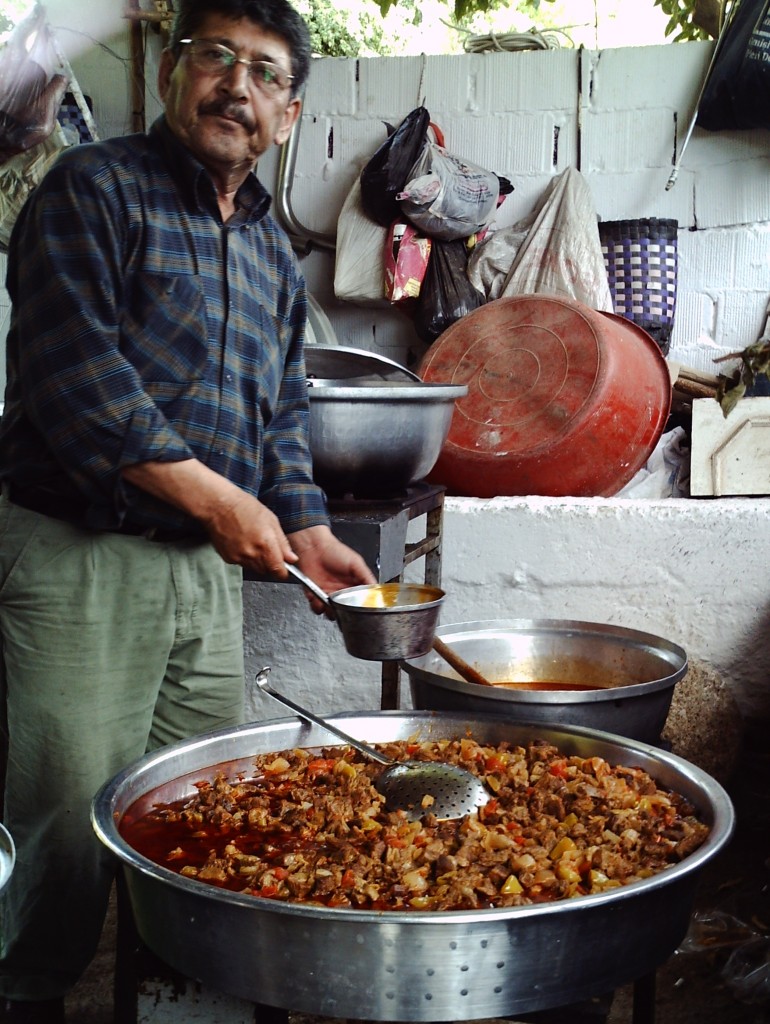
{"left": 5, "top": 483, "right": 201, "bottom": 543}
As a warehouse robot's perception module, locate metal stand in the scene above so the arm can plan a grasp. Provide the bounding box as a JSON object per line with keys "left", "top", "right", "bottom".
{"left": 327, "top": 482, "right": 444, "bottom": 710}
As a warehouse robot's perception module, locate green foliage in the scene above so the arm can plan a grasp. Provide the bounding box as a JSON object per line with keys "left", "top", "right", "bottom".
{"left": 375, "top": 0, "right": 549, "bottom": 25}
{"left": 652, "top": 0, "right": 715, "bottom": 41}
{"left": 298, "top": 0, "right": 555, "bottom": 56}
{"left": 296, "top": 0, "right": 381, "bottom": 55}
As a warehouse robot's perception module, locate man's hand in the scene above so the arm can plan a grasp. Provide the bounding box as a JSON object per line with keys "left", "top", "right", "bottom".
{"left": 121, "top": 458, "right": 296, "bottom": 575}
{"left": 288, "top": 524, "right": 377, "bottom": 616}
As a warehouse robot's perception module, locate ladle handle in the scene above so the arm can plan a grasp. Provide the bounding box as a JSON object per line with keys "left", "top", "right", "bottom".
{"left": 431, "top": 636, "right": 495, "bottom": 688}
{"left": 254, "top": 668, "right": 391, "bottom": 765}
{"left": 284, "top": 562, "right": 331, "bottom": 606}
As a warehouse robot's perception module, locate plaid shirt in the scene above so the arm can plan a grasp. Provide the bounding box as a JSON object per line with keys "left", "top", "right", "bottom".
{"left": 0, "top": 116, "right": 328, "bottom": 535}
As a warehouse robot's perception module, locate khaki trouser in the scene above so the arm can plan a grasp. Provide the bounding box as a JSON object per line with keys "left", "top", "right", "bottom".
{"left": 0, "top": 492, "right": 245, "bottom": 999}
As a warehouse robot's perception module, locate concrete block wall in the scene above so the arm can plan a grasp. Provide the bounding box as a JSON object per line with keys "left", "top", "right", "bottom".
{"left": 258, "top": 43, "right": 770, "bottom": 377}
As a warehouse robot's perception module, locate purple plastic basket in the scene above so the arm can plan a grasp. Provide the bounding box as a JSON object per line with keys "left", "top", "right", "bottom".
{"left": 599, "top": 219, "right": 678, "bottom": 355}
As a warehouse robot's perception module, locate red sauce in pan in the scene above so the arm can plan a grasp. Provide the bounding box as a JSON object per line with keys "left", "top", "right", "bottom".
{"left": 493, "top": 681, "right": 604, "bottom": 691}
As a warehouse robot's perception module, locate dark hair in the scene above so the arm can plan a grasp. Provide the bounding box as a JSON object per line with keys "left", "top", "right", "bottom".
{"left": 169, "top": 0, "right": 311, "bottom": 95}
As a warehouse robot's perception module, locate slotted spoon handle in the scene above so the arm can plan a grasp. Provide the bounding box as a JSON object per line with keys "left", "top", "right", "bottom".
{"left": 254, "top": 667, "right": 391, "bottom": 766}
{"left": 431, "top": 636, "right": 495, "bottom": 688}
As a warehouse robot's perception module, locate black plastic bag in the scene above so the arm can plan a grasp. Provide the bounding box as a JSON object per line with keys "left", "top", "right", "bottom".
{"left": 359, "top": 106, "right": 430, "bottom": 227}
{"left": 413, "top": 237, "right": 483, "bottom": 344}
{"left": 697, "top": 0, "right": 770, "bottom": 130}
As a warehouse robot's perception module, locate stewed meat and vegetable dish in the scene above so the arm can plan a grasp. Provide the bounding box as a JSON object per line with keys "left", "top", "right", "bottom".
{"left": 120, "top": 736, "right": 709, "bottom": 912}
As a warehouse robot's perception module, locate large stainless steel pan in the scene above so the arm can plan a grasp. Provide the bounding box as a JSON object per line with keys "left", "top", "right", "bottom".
{"left": 92, "top": 711, "right": 734, "bottom": 1021}
{"left": 404, "top": 619, "right": 688, "bottom": 743}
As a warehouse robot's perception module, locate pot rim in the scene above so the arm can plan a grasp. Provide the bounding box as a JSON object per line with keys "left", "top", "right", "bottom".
{"left": 330, "top": 582, "right": 445, "bottom": 612}
{"left": 92, "top": 711, "right": 733, "bottom": 926}
{"left": 402, "top": 618, "right": 688, "bottom": 704}
{"left": 308, "top": 383, "right": 468, "bottom": 401}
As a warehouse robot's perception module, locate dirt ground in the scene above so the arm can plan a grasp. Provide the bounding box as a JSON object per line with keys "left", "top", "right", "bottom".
{"left": 67, "top": 723, "right": 770, "bottom": 1024}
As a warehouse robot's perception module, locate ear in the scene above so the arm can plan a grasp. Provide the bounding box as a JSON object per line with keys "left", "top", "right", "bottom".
{"left": 157, "top": 47, "right": 176, "bottom": 102}
{"left": 273, "top": 96, "right": 302, "bottom": 147}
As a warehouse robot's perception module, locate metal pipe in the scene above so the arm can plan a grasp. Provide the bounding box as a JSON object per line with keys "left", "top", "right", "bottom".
{"left": 275, "top": 90, "right": 337, "bottom": 254}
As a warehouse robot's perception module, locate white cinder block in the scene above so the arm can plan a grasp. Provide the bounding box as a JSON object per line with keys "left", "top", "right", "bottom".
{"left": 470, "top": 49, "right": 578, "bottom": 113}
{"left": 677, "top": 228, "right": 736, "bottom": 291}
{"left": 357, "top": 57, "right": 426, "bottom": 116}
{"left": 304, "top": 56, "right": 358, "bottom": 116}
{"left": 581, "top": 108, "right": 675, "bottom": 172}
{"left": 715, "top": 291, "right": 769, "bottom": 347}
{"left": 588, "top": 42, "right": 712, "bottom": 111}
{"left": 591, "top": 170, "right": 687, "bottom": 222}
{"left": 695, "top": 160, "right": 770, "bottom": 228}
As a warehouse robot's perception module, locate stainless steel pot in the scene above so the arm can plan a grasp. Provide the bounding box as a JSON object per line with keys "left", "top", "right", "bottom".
{"left": 92, "top": 711, "right": 733, "bottom": 1021}
{"left": 308, "top": 381, "right": 467, "bottom": 497}
{"left": 305, "top": 346, "right": 467, "bottom": 497}
{"left": 404, "top": 619, "right": 688, "bottom": 744}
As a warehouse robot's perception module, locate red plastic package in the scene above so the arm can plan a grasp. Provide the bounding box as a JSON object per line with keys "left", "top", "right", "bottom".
{"left": 384, "top": 221, "right": 432, "bottom": 305}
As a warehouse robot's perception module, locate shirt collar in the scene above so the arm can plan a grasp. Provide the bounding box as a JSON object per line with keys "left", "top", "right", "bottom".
{"left": 149, "top": 115, "right": 272, "bottom": 222}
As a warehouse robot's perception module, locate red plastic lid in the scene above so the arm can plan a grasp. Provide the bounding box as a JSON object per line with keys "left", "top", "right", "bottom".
{"left": 418, "top": 294, "right": 671, "bottom": 497}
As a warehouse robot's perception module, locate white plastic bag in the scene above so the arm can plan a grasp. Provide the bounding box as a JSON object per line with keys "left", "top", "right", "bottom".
{"left": 333, "top": 175, "right": 390, "bottom": 307}
{"left": 468, "top": 167, "right": 613, "bottom": 311}
{"left": 0, "top": 125, "right": 69, "bottom": 248}
{"left": 397, "top": 128, "right": 499, "bottom": 242}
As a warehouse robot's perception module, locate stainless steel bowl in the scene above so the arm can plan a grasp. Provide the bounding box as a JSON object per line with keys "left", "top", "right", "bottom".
{"left": 92, "top": 711, "right": 733, "bottom": 1021}
{"left": 305, "top": 348, "right": 467, "bottom": 496}
{"left": 306, "top": 344, "right": 421, "bottom": 384}
{"left": 403, "top": 619, "right": 688, "bottom": 744}
{"left": 330, "top": 582, "right": 445, "bottom": 660}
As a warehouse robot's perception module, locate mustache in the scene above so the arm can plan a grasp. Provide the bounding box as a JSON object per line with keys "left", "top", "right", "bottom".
{"left": 199, "top": 101, "right": 254, "bottom": 131}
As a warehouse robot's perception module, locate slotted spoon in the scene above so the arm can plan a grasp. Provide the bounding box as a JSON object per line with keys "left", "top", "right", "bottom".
{"left": 254, "top": 667, "right": 490, "bottom": 821}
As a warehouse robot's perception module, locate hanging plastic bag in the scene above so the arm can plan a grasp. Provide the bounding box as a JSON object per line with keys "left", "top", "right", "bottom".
{"left": 0, "top": 6, "right": 69, "bottom": 166}
{"left": 334, "top": 175, "right": 390, "bottom": 306}
{"left": 397, "top": 125, "right": 500, "bottom": 242}
{"left": 359, "top": 106, "right": 431, "bottom": 227}
{"left": 413, "top": 237, "right": 484, "bottom": 343}
{"left": 469, "top": 167, "right": 613, "bottom": 311}
{"left": 697, "top": 0, "right": 770, "bottom": 131}
{"left": 0, "top": 126, "right": 69, "bottom": 248}
{"left": 384, "top": 221, "right": 432, "bottom": 304}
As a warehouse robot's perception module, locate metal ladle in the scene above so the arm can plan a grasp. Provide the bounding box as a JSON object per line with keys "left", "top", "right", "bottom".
{"left": 285, "top": 562, "right": 495, "bottom": 687}
{"left": 254, "top": 667, "right": 490, "bottom": 821}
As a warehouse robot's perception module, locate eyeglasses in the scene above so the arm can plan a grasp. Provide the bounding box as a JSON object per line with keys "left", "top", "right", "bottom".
{"left": 179, "top": 39, "right": 294, "bottom": 95}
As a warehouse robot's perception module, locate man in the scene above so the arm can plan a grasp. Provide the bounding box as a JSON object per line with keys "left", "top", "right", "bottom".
{"left": 0, "top": 1, "right": 374, "bottom": 1019}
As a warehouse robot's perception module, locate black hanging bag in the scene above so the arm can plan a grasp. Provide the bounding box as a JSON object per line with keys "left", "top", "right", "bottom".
{"left": 359, "top": 106, "right": 431, "bottom": 227}
{"left": 413, "top": 237, "right": 483, "bottom": 344}
{"left": 697, "top": 0, "right": 770, "bottom": 130}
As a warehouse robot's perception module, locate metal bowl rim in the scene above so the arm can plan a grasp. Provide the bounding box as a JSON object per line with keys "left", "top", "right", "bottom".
{"left": 402, "top": 618, "right": 688, "bottom": 704}
{"left": 306, "top": 344, "right": 422, "bottom": 382}
{"left": 330, "top": 583, "right": 446, "bottom": 612}
{"left": 307, "top": 383, "right": 468, "bottom": 401}
{"left": 92, "top": 711, "right": 734, "bottom": 927}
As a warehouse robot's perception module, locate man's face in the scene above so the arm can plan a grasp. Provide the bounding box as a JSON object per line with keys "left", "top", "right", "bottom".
{"left": 158, "top": 13, "right": 301, "bottom": 182}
